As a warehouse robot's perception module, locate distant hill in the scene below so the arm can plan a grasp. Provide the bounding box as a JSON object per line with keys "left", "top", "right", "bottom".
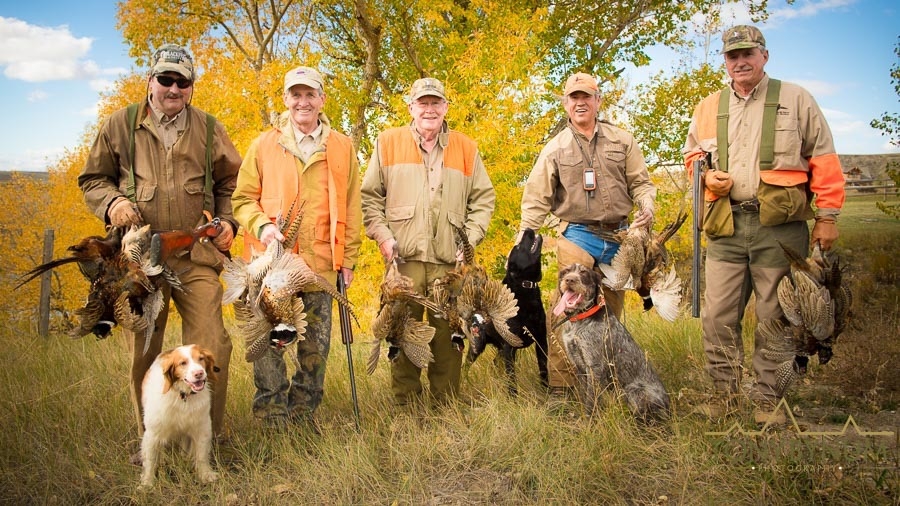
{"left": 0, "top": 171, "right": 49, "bottom": 184}
{"left": 839, "top": 154, "right": 899, "bottom": 180}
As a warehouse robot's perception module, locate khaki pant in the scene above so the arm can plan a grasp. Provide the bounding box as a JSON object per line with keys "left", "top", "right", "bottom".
{"left": 702, "top": 212, "right": 808, "bottom": 402}
{"left": 546, "top": 237, "right": 624, "bottom": 388}
{"left": 391, "top": 261, "right": 460, "bottom": 404}
{"left": 128, "top": 255, "right": 232, "bottom": 436}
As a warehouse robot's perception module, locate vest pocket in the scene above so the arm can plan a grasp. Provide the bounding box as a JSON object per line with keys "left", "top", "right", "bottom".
{"left": 386, "top": 205, "right": 416, "bottom": 258}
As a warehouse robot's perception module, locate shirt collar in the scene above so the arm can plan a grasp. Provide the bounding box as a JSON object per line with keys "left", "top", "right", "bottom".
{"left": 147, "top": 97, "right": 186, "bottom": 125}
{"left": 292, "top": 121, "right": 323, "bottom": 143}
{"left": 410, "top": 121, "right": 450, "bottom": 149}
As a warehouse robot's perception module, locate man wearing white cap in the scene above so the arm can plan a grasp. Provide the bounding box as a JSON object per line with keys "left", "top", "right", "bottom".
{"left": 361, "top": 77, "right": 495, "bottom": 406}
{"left": 232, "top": 66, "right": 362, "bottom": 430}
{"left": 79, "top": 43, "right": 242, "bottom": 457}
{"left": 519, "top": 72, "right": 656, "bottom": 406}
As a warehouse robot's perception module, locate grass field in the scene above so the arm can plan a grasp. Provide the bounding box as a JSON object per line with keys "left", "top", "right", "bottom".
{"left": 0, "top": 195, "right": 897, "bottom": 504}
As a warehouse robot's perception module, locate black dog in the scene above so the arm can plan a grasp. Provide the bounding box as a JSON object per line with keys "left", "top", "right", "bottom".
{"left": 554, "top": 263, "right": 670, "bottom": 422}
{"left": 469, "top": 228, "right": 548, "bottom": 393}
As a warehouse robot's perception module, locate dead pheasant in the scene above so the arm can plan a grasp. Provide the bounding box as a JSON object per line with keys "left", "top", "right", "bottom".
{"left": 607, "top": 210, "right": 687, "bottom": 321}
{"left": 16, "top": 224, "right": 189, "bottom": 353}
{"left": 760, "top": 241, "right": 853, "bottom": 395}
{"left": 431, "top": 225, "right": 521, "bottom": 352}
{"left": 367, "top": 258, "right": 441, "bottom": 375}
{"left": 222, "top": 200, "right": 355, "bottom": 362}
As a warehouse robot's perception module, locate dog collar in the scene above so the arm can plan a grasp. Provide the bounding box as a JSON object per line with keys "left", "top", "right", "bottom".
{"left": 179, "top": 390, "right": 197, "bottom": 402}
{"left": 520, "top": 280, "right": 538, "bottom": 289}
{"left": 567, "top": 296, "right": 606, "bottom": 322}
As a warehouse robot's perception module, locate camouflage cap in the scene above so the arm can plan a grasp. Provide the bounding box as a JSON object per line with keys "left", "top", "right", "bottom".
{"left": 408, "top": 77, "right": 447, "bottom": 103}
{"left": 721, "top": 25, "right": 766, "bottom": 54}
{"left": 151, "top": 44, "right": 194, "bottom": 80}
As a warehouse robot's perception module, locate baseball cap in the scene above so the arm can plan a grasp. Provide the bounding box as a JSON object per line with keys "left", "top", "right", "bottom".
{"left": 408, "top": 77, "right": 447, "bottom": 103}
{"left": 284, "top": 66, "right": 324, "bottom": 93}
{"left": 151, "top": 44, "right": 194, "bottom": 80}
{"left": 563, "top": 73, "right": 598, "bottom": 96}
{"left": 721, "top": 25, "right": 766, "bottom": 54}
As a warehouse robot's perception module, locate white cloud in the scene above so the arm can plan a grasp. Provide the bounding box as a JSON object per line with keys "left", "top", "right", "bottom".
{"left": 0, "top": 16, "right": 99, "bottom": 82}
{"left": 789, "top": 79, "right": 842, "bottom": 97}
{"left": 769, "top": 0, "right": 856, "bottom": 25}
{"left": 27, "top": 90, "right": 48, "bottom": 102}
{"left": 0, "top": 148, "right": 64, "bottom": 172}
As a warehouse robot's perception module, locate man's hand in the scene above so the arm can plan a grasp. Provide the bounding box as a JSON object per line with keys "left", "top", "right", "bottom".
{"left": 108, "top": 197, "right": 142, "bottom": 227}
{"left": 340, "top": 267, "right": 354, "bottom": 287}
{"left": 812, "top": 220, "right": 839, "bottom": 251}
{"left": 259, "top": 223, "right": 284, "bottom": 246}
{"left": 379, "top": 238, "right": 398, "bottom": 263}
{"left": 212, "top": 221, "right": 234, "bottom": 251}
{"left": 705, "top": 170, "right": 733, "bottom": 197}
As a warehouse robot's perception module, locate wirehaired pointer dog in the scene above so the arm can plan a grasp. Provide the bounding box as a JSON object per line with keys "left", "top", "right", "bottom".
{"left": 140, "top": 344, "right": 218, "bottom": 487}
{"left": 553, "top": 263, "right": 670, "bottom": 422}
{"left": 468, "top": 228, "right": 548, "bottom": 393}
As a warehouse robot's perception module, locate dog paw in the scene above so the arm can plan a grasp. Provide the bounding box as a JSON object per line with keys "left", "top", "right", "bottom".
{"left": 200, "top": 470, "right": 219, "bottom": 483}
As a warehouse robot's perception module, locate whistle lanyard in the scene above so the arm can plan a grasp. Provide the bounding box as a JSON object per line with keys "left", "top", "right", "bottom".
{"left": 570, "top": 128, "right": 598, "bottom": 209}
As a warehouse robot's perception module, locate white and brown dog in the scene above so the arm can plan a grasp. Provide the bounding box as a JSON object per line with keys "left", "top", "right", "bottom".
{"left": 140, "top": 344, "right": 218, "bottom": 487}
{"left": 553, "top": 264, "right": 670, "bottom": 422}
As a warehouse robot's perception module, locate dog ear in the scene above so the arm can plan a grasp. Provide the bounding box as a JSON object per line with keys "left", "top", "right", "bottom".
{"left": 198, "top": 347, "right": 217, "bottom": 383}
{"left": 160, "top": 350, "right": 177, "bottom": 394}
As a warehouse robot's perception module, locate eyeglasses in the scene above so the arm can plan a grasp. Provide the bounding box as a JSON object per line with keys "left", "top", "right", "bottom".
{"left": 155, "top": 75, "right": 193, "bottom": 89}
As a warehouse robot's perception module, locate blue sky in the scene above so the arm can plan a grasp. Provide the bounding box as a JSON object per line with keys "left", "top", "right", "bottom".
{"left": 1, "top": 0, "right": 898, "bottom": 172}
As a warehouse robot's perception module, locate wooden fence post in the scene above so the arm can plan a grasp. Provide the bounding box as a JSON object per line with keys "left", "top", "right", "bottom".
{"left": 38, "top": 228, "right": 53, "bottom": 338}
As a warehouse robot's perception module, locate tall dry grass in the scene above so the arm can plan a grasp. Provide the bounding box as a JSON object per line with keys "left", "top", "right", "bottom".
{"left": 1, "top": 195, "right": 897, "bottom": 504}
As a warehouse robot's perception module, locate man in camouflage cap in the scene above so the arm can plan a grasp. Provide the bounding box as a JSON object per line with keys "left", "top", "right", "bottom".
{"left": 720, "top": 25, "right": 766, "bottom": 53}
{"left": 79, "top": 43, "right": 241, "bottom": 461}
{"left": 683, "top": 26, "right": 844, "bottom": 425}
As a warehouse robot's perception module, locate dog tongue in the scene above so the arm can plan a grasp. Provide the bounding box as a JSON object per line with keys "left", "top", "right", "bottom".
{"left": 552, "top": 290, "right": 582, "bottom": 316}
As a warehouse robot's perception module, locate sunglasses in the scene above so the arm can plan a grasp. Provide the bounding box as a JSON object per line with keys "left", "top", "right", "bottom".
{"left": 155, "top": 75, "right": 193, "bottom": 89}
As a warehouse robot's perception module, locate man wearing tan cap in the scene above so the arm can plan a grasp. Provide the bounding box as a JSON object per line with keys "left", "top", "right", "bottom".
{"left": 684, "top": 25, "right": 844, "bottom": 425}
{"left": 78, "top": 44, "right": 241, "bottom": 460}
{"left": 361, "top": 77, "right": 495, "bottom": 407}
{"left": 519, "top": 71, "right": 656, "bottom": 406}
{"left": 232, "top": 66, "right": 362, "bottom": 430}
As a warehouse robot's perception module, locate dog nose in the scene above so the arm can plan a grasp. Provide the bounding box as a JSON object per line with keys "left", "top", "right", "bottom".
{"left": 193, "top": 369, "right": 205, "bottom": 379}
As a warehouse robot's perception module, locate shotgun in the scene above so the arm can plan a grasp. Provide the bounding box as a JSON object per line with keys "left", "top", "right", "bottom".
{"left": 336, "top": 270, "right": 361, "bottom": 431}
{"left": 691, "top": 152, "right": 711, "bottom": 318}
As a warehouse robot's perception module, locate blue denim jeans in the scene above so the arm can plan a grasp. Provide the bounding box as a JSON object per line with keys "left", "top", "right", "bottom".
{"left": 561, "top": 223, "right": 625, "bottom": 266}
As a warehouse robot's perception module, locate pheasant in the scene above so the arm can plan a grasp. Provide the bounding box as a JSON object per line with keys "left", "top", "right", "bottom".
{"left": 16, "top": 223, "right": 195, "bottom": 354}
{"left": 431, "top": 225, "right": 521, "bottom": 353}
{"left": 222, "top": 201, "right": 355, "bottom": 362}
{"left": 607, "top": 210, "right": 687, "bottom": 322}
{"left": 760, "top": 241, "right": 853, "bottom": 395}
{"left": 367, "top": 258, "right": 441, "bottom": 375}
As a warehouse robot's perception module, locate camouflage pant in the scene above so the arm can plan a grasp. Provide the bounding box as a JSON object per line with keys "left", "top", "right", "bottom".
{"left": 252, "top": 290, "right": 332, "bottom": 421}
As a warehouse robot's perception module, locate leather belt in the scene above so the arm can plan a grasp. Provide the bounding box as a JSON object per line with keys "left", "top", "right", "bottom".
{"left": 730, "top": 198, "right": 760, "bottom": 213}
{"left": 586, "top": 220, "right": 626, "bottom": 233}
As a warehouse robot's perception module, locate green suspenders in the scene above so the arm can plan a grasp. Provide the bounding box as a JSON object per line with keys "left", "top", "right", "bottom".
{"left": 124, "top": 103, "right": 216, "bottom": 213}
{"left": 716, "top": 78, "right": 781, "bottom": 172}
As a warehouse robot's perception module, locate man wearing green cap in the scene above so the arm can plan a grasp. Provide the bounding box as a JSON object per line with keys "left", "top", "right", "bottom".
{"left": 78, "top": 44, "right": 242, "bottom": 457}
{"left": 684, "top": 26, "right": 845, "bottom": 424}
{"left": 361, "top": 77, "right": 495, "bottom": 407}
